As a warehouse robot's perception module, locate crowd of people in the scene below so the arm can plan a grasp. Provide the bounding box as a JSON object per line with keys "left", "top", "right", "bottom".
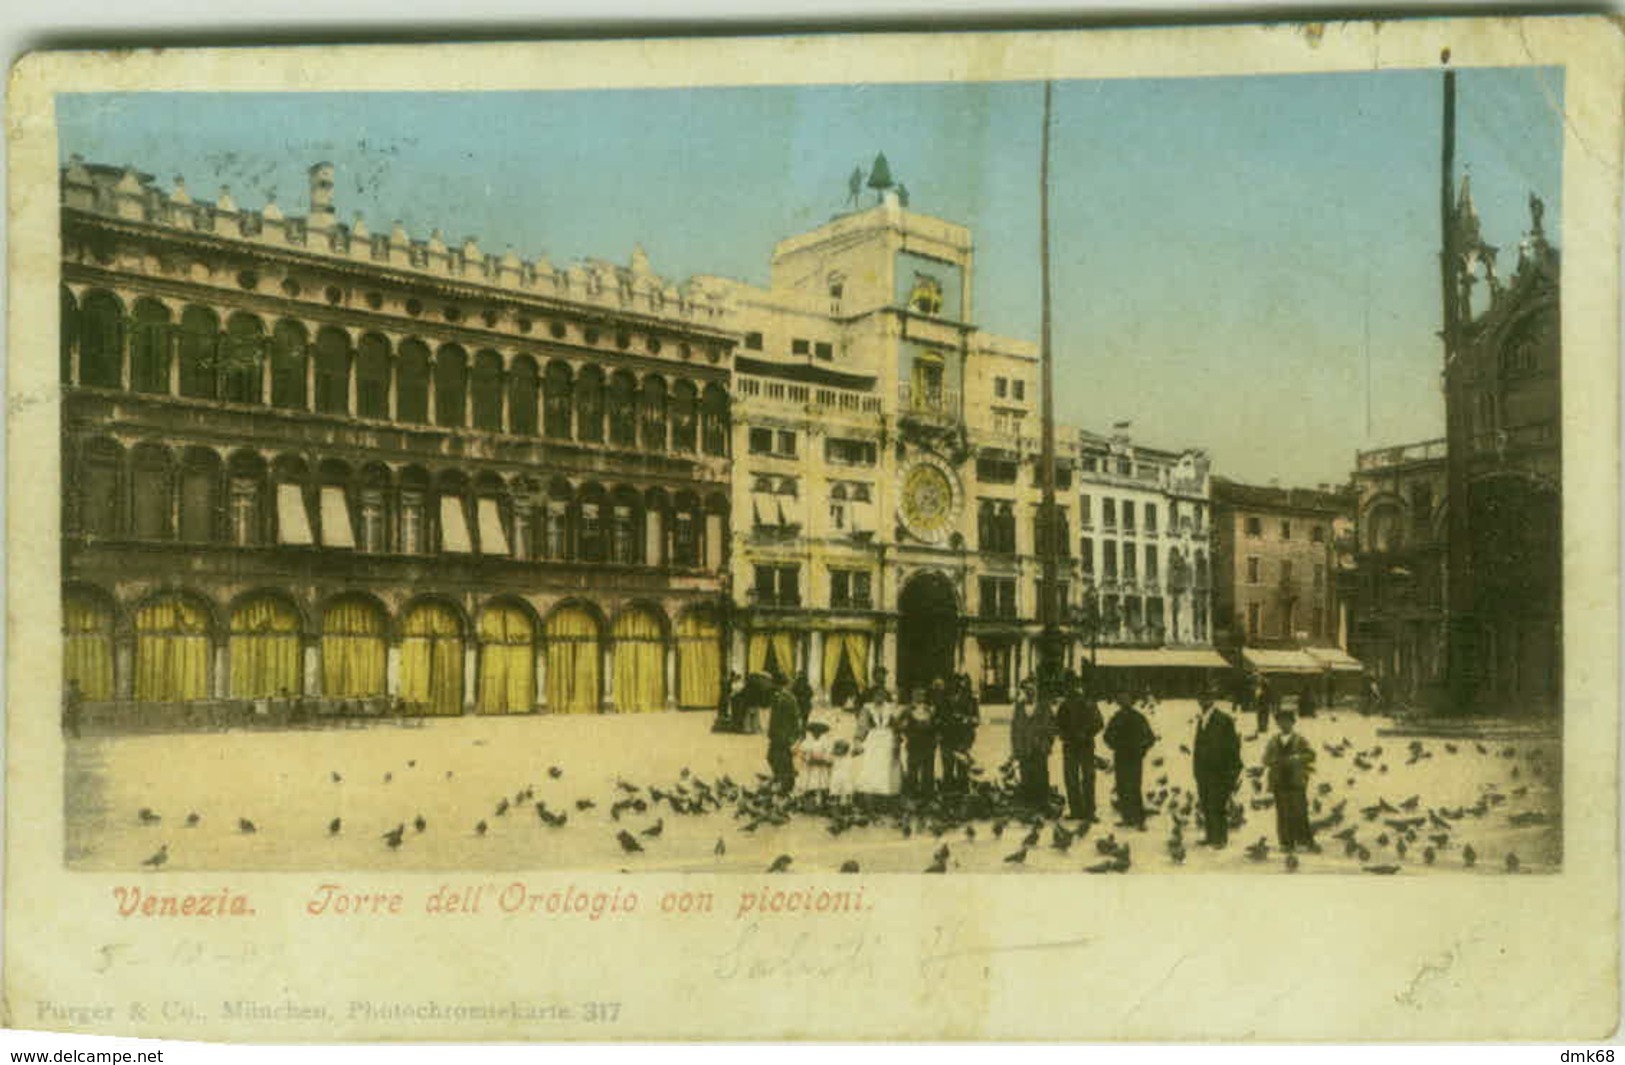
{"left": 721, "top": 665, "right": 1324, "bottom": 854}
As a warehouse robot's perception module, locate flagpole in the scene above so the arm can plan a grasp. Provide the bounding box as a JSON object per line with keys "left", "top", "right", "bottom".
{"left": 1037, "top": 80, "right": 1064, "bottom": 688}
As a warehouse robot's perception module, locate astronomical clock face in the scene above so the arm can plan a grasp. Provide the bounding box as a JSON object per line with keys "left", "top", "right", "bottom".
{"left": 900, "top": 461, "right": 958, "bottom": 544}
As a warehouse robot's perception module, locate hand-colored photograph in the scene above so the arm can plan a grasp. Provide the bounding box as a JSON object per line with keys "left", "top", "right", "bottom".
{"left": 54, "top": 65, "right": 1564, "bottom": 879}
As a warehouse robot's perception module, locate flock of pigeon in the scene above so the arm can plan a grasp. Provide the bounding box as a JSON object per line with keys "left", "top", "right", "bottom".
{"left": 120, "top": 714, "right": 1556, "bottom": 876}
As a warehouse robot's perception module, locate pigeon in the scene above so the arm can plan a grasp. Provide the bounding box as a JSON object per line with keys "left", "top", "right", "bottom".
{"left": 382, "top": 824, "right": 405, "bottom": 850}
{"left": 549, "top": 766, "right": 564, "bottom": 779}
{"left": 141, "top": 844, "right": 169, "bottom": 869}
{"left": 495, "top": 799, "right": 510, "bottom": 817}
{"left": 445, "top": 771, "right": 454, "bottom": 780}
{"left": 331, "top": 771, "right": 342, "bottom": 783}
{"left": 1244, "top": 838, "right": 1270, "bottom": 862}
{"left": 1284, "top": 852, "right": 1300, "bottom": 872}
{"left": 383, "top": 772, "right": 393, "bottom": 784}
{"left": 328, "top": 817, "right": 342, "bottom": 836}
{"left": 713, "top": 837, "right": 726, "bottom": 857}
{"left": 924, "top": 854, "right": 948, "bottom": 874}
{"left": 767, "top": 854, "right": 793, "bottom": 873}
{"left": 617, "top": 830, "right": 644, "bottom": 854}
{"left": 475, "top": 820, "right": 488, "bottom": 836}
{"left": 964, "top": 825, "right": 977, "bottom": 842}
{"left": 1167, "top": 838, "right": 1186, "bottom": 864}
{"left": 839, "top": 861, "right": 860, "bottom": 873}
{"left": 1463, "top": 844, "right": 1477, "bottom": 868}
{"left": 641, "top": 818, "right": 665, "bottom": 839}
{"left": 184, "top": 812, "right": 200, "bottom": 828}
{"left": 1003, "top": 848, "right": 1028, "bottom": 865}
{"left": 1505, "top": 853, "right": 1521, "bottom": 873}
{"left": 138, "top": 808, "right": 161, "bottom": 825}
{"left": 237, "top": 818, "right": 257, "bottom": 834}
{"left": 1082, "top": 859, "right": 1120, "bottom": 874}
{"left": 1363, "top": 864, "right": 1402, "bottom": 875}
{"left": 576, "top": 799, "right": 597, "bottom": 811}
{"left": 413, "top": 815, "right": 427, "bottom": 833}
{"left": 1423, "top": 846, "right": 1436, "bottom": 865}
{"left": 1050, "top": 824, "right": 1074, "bottom": 853}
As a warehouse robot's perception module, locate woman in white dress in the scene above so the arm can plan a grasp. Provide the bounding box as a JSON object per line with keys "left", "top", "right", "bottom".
{"left": 854, "top": 695, "right": 903, "bottom": 802}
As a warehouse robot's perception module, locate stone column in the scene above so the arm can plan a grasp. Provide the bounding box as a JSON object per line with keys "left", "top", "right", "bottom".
{"left": 303, "top": 348, "right": 316, "bottom": 411}
{"left": 114, "top": 638, "right": 135, "bottom": 701}
{"left": 534, "top": 643, "right": 548, "bottom": 713}
{"left": 664, "top": 641, "right": 678, "bottom": 711}
{"left": 601, "top": 641, "right": 616, "bottom": 713}
{"left": 260, "top": 346, "right": 274, "bottom": 406}
{"left": 212, "top": 639, "right": 229, "bottom": 700}
{"left": 705, "top": 513, "right": 724, "bottom": 572}
{"left": 385, "top": 643, "right": 401, "bottom": 700}
{"left": 646, "top": 507, "right": 664, "bottom": 567}
{"left": 962, "top": 636, "right": 982, "bottom": 691}
{"left": 464, "top": 644, "right": 478, "bottom": 714}
{"left": 304, "top": 640, "right": 320, "bottom": 696}
{"left": 808, "top": 630, "right": 825, "bottom": 704}
{"left": 879, "top": 628, "right": 896, "bottom": 688}
{"left": 387, "top": 354, "right": 399, "bottom": 421}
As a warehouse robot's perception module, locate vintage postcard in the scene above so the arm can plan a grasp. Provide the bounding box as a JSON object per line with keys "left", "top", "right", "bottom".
{"left": 6, "top": 17, "right": 1621, "bottom": 1042}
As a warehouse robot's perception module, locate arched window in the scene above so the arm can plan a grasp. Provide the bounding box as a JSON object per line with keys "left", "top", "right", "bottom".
{"left": 543, "top": 361, "right": 572, "bottom": 439}
{"left": 508, "top": 356, "right": 539, "bottom": 436}
{"left": 227, "top": 452, "right": 267, "bottom": 546}
{"left": 401, "top": 601, "right": 465, "bottom": 715}
{"left": 396, "top": 340, "right": 430, "bottom": 424}
{"left": 321, "top": 596, "right": 387, "bottom": 699}
{"left": 357, "top": 464, "right": 391, "bottom": 553}
{"left": 471, "top": 350, "right": 504, "bottom": 431}
{"left": 74, "top": 438, "right": 123, "bottom": 537}
{"left": 672, "top": 491, "right": 701, "bottom": 567}
{"left": 221, "top": 313, "right": 265, "bottom": 404}
{"left": 397, "top": 466, "right": 429, "bottom": 554}
{"left": 134, "top": 595, "right": 212, "bottom": 701}
{"left": 542, "top": 478, "right": 573, "bottom": 560}
{"left": 612, "top": 607, "right": 666, "bottom": 712}
{"left": 63, "top": 590, "right": 116, "bottom": 700}
{"left": 608, "top": 371, "right": 637, "bottom": 446}
{"left": 178, "top": 448, "right": 221, "bottom": 543}
{"left": 641, "top": 375, "right": 668, "bottom": 451}
{"left": 1366, "top": 503, "right": 1405, "bottom": 553}
{"left": 434, "top": 344, "right": 468, "bottom": 427}
{"left": 544, "top": 605, "right": 600, "bottom": 714}
{"left": 477, "top": 604, "right": 534, "bottom": 715}
{"left": 270, "top": 320, "right": 309, "bottom": 409}
{"left": 130, "top": 445, "right": 173, "bottom": 540}
{"left": 701, "top": 383, "right": 729, "bottom": 456}
{"left": 578, "top": 483, "right": 607, "bottom": 562}
{"left": 671, "top": 380, "right": 698, "bottom": 453}
{"left": 177, "top": 305, "right": 220, "bottom": 399}
{"left": 610, "top": 486, "right": 642, "bottom": 564}
{"left": 996, "top": 502, "right": 1016, "bottom": 554}
{"left": 314, "top": 326, "right": 351, "bottom": 414}
{"left": 129, "top": 298, "right": 172, "bottom": 394}
{"left": 78, "top": 290, "right": 124, "bottom": 389}
{"left": 576, "top": 366, "right": 604, "bottom": 443}
{"left": 355, "top": 333, "right": 391, "bottom": 419}
{"left": 229, "top": 595, "right": 302, "bottom": 698}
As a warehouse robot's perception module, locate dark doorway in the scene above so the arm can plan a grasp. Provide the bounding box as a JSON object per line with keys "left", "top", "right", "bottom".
{"left": 897, "top": 572, "right": 958, "bottom": 699}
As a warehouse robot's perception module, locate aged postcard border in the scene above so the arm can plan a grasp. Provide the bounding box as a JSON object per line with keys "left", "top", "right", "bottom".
{"left": 7, "top": 17, "right": 1622, "bottom": 1041}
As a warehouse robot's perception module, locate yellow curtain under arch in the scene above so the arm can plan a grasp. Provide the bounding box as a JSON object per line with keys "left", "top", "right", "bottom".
{"left": 134, "top": 598, "right": 211, "bottom": 702}
{"left": 401, "top": 603, "right": 465, "bottom": 715}
{"left": 546, "top": 607, "right": 600, "bottom": 715}
{"left": 676, "top": 611, "right": 721, "bottom": 710}
{"left": 229, "top": 597, "right": 302, "bottom": 698}
{"left": 478, "top": 605, "right": 535, "bottom": 715}
{"left": 822, "top": 631, "right": 871, "bottom": 699}
{"left": 321, "top": 599, "right": 387, "bottom": 698}
{"left": 63, "top": 595, "right": 115, "bottom": 701}
{"left": 612, "top": 608, "right": 666, "bottom": 713}
{"left": 747, "top": 630, "right": 797, "bottom": 679}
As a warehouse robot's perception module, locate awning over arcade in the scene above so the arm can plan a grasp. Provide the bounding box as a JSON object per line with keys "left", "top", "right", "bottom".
{"left": 1241, "top": 647, "right": 1324, "bottom": 674}
{"left": 1305, "top": 646, "right": 1364, "bottom": 672}
{"left": 1091, "top": 648, "right": 1229, "bottom": 669}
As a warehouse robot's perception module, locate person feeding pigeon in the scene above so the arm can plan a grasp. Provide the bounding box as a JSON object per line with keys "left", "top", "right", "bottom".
{"left": 1191, "top": 685, "right": 1243, "bottom": 847}
{"left": 1263, "top": 708, "right": 1318, "bottom": 852}
{"left": 900, "top": 684, "right": 941, "bottom": 802}
{"left": 1103, "top": 691, "right": 1155, "bottom": 829}
{"left": 766, "top": 673, "right": 802, "bottom": 793}
{"left": 792, "top": 671, "right": 815, "bottom": 730}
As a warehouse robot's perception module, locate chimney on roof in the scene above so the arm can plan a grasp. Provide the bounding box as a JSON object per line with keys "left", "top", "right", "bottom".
{"left": 308, "top": 162, "right": 335, "bottom": 231}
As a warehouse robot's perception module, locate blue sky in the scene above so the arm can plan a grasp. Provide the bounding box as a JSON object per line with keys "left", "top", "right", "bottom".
{"left": 58, "top": 67, "right": 1563, "bottom": 485}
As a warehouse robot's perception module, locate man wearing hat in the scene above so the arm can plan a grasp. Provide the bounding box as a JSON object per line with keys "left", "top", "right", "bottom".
{"left": 1055, "top": 673, "right": 1104, "bottom": 823}
{"left": 1191, "top": 686, "right": 1243, "bottom": 847}
{"left": 1103, "top": 691, "right": 1155, "bottom": 829}
{"left": 766, "top": 672, "right": 803, "bottom": 793}
{"left": 1262, "top": 708, "right": 1317, "bottom": 851}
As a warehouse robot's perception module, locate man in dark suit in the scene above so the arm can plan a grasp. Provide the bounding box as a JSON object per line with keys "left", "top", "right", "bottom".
{"left": 1055, "top": 674, "right": 1105, "bottom": 823}
{"left": 1103, "top": 693, "right": 1155, "bottom": 829}
{"left": 766, "top": 674, "right": 802, "bottom": 793}
{"left": 1263, "top": 709, "right": 1318, "bottom": 851}
{"left": 1191, "top": 686, "right": 1243, "bottom": 847}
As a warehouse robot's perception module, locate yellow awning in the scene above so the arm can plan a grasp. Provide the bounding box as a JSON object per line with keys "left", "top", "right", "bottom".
{"left": 1091, "top": 647, "right": 1229, "bottom": 669}
{"left": 1242, "top": 647, "right": 1324, "bottom": 673}
{"left": 1305, "top": 646, "right": 1363, "bottom": 672}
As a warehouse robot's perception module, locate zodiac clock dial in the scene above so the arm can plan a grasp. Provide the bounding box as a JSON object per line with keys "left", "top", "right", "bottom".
{"left": 900, "top": 462, "right": 957, "bottom": 543}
